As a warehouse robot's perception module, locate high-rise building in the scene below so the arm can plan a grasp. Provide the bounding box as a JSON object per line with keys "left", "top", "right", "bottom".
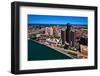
{"left": 61, "top": 23, "right": 75, "bottom": 46}
{"left": 53, "top": 26, "right": 57, "bottom": 36}
{"left": 61, "top": 29, "right": 66, "bottom": 44}
{"left": 66, "top": 23, "right": 72, "bottom": 43}
{"left": 45, "top": 27, "right": 49, "bottom": 35}
{"left": 49, "top": 26, "right": 53, "bottom": 36}
{"left": 69, "top": 30, "right": 76, "bottom": 47}
{"left": 79, "top": 37, "right": 88, "bottom": 46}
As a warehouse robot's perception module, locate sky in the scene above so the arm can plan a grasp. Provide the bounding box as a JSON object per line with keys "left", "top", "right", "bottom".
{"left": 28, "top": 15, "right": 88, "bottom": 25}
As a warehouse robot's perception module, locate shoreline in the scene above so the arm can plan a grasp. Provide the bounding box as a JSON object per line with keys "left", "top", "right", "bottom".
{"left": 29, "top": 39, "right": 73, "bottom": 59}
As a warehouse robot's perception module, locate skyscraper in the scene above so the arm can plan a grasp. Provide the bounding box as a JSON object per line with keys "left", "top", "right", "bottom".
{"left": 69, "top": 30, "right": 76, "bottom": 47}
{"left": 61, "top": 29, "right": 66, "bottom": 44}
{"left": 66, "top": 23, "right": 72, "bottom": 43}
{"left": 53, "top": 26, "right": 58, "bottom": 37}
{"left": 45, "top": 27, "right": 49, "bottom": 35}
{"left": 49, "top": 26, "right": 53, "bottom": 36}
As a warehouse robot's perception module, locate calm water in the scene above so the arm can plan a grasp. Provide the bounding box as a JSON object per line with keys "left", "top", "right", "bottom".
{"left": 28, "top": 40, "right": 71, "bottom": 61}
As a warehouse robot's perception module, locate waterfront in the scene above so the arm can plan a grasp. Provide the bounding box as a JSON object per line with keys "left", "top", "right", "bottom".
{"left": 28, "top": 39, "right": 72, "bottom": 61}
{"left": 28, "top": 24, "right": 88, "bottom": 59}
{"left": 28, "top": 15, "right": 88, "bottom": 60}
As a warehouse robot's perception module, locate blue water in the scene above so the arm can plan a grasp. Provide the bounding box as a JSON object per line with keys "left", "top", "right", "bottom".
{"left": 28, "top": 40, "right": 72, "bottom": 61}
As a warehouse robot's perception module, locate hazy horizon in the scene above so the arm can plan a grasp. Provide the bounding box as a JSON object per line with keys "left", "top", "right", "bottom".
{"left": 28, "top": 14, "right": 88, "bottom": 25}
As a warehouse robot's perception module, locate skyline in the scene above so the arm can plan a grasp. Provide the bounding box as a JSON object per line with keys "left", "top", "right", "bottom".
{"left": 28, "top": 15, "right": 88, "bottom": 25}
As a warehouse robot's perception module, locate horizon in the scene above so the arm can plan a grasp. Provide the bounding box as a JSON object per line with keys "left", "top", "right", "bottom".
{"left": 28, "top": 23, "right": 87, "bottom": 25}
{"left": 28, "top": 15, "right": 88, "bottom": 25}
